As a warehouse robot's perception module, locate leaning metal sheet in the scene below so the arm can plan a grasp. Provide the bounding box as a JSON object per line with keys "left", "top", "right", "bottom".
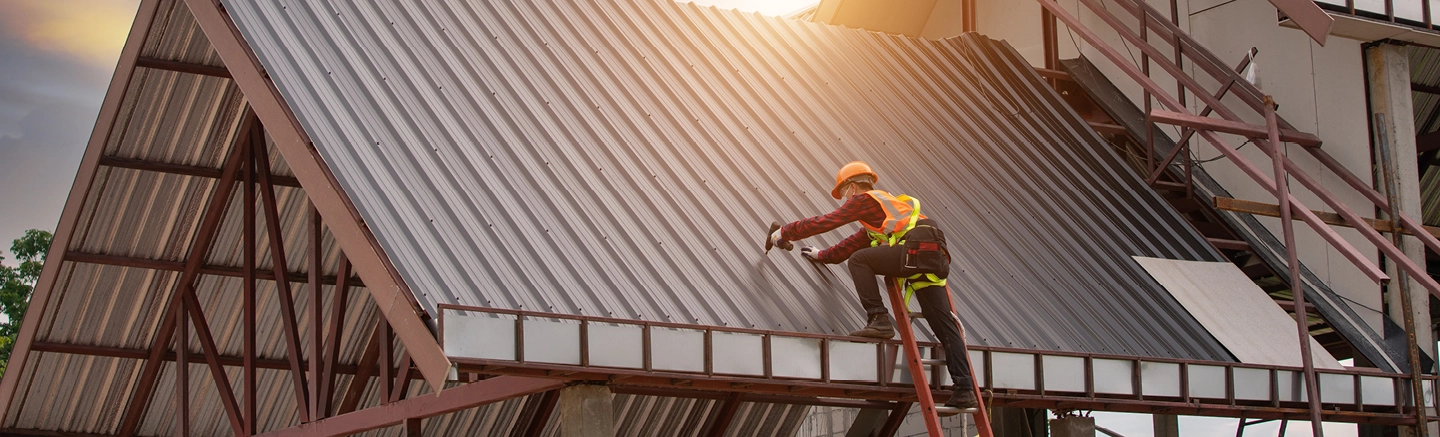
{"left": 1134, "top": 257, "right": 1342, "bottom": 369}
{"left": 222, "top": 0, "right": 1233, "bottom": 360}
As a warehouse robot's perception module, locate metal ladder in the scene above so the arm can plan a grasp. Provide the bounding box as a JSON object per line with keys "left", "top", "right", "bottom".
{"left": 885, "top": 279, "right": 995, "bottom": 437}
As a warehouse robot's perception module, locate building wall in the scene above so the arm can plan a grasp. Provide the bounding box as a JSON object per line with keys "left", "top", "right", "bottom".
{"left": 972, "top": 0, "right": 1390, "bottom": 337}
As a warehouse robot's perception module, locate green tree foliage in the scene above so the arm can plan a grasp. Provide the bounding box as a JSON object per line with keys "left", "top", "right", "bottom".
{"left": 0, "top": 230, "right": 53, "bottom": 376}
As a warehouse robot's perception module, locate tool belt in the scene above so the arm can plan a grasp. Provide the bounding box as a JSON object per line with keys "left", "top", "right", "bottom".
{"left": 899, "top": 219, "right": 949, "bottom": 279}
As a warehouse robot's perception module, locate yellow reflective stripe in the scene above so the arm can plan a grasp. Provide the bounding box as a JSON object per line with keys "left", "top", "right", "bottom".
{"left": 902, "top": 273, "right": 946, "bottom": 306}
{"left": 889, "top": 196, "right": 922, "bottom": 246}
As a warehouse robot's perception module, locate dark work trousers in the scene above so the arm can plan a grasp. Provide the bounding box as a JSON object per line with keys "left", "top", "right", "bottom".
{"left": 848, "top": 244, "right": 974, "bottom": 390}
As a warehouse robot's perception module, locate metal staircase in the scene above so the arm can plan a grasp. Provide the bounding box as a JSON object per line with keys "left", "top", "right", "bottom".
{"left": 1030, "top": 0, "right": 1440, "bottom": 432}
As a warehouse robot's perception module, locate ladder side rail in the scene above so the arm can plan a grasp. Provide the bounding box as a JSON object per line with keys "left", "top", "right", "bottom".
{"left": 941, "top": 286, "right": 996, "bottom": 437}
{"left": 886, "top": 279, "right": 945, "bottom": 436}
{"left": 1035, "top": 0, "right": 1390, "bottom": 284}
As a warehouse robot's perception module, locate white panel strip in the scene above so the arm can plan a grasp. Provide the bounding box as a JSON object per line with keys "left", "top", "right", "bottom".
{"left": 1134, "top": 257, "right": 1343, "bottom": 369}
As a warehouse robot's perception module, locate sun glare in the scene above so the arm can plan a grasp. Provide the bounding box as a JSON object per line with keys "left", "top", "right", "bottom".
{"left": 680, "top": 0, "right": 819, "bottom": 17}
{"left": 2, "top": 0, "right": 142, "bottom": 67}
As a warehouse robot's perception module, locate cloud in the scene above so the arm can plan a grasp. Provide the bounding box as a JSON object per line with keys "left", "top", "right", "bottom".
{"left": 0, "top": 2, "right": 123, "bottom": 257}
{"left": 0, "top": 0, "right": 141, "bottom": 68}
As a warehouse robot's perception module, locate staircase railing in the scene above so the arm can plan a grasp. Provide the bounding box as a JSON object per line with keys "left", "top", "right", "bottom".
{"left": 1033, "top": 0, "right": 1439, "bottom": 433}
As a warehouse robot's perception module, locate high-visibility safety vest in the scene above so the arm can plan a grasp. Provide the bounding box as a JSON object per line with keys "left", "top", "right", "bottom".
{"left": 862, "top": 190, "right": 926, "bottom": 247}
{"left": 861, "top": 190, "right": 947, "bottom": 303}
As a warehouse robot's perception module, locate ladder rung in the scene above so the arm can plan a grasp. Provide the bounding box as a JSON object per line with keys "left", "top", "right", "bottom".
{"left": 908, "top": 311, "right": 925, "bottom": 320}
{"left": 934, "top": 405, "right": 976, "bottom": 417}
{"left": 921, "top": 358, "right": 946, "bottom": 366}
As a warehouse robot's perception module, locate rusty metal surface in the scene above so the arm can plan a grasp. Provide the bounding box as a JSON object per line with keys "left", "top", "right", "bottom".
{"left": 221, "top": 0, "right": 1232, "bottom": 360}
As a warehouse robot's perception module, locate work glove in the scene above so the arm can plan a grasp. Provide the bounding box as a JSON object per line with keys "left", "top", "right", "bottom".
{"left": 800, "top": 246, "right": 821, "bottom": 262}
{"left": 765, "top": 222, "right": 793, "bottom": 252}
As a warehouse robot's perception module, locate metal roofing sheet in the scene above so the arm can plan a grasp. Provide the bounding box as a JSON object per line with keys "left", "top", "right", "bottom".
{"left": 223, "top": 0, "right": 1233, "bottom": 360}
{"left": 3, "top": 1, "right": 817, "bottom": 434}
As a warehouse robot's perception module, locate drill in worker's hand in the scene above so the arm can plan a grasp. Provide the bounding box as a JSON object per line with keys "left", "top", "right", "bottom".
{"left": 764, "top": 222, "right": 793, "bottom": 253}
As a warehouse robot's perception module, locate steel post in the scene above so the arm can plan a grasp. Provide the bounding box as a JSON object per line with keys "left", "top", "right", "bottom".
{"left": 1267, "top": 96, "right": 1324, "bottom": 437}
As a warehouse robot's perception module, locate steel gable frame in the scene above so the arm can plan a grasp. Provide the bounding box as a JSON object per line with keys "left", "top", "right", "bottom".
{"left": 178, "top": 0, "right": 452, "bottom": 391}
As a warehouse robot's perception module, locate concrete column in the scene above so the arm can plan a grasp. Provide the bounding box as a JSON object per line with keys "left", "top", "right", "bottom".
{"left": 1050, "top": 416, "right": 1095, "bottom": 437}
{"left": 1153, "top": 414, "right": 1178, "bottom": 437}
{"left": 558, "top": 384, "right": 614, "bottom": 437}
{"left": 1366, "top": 42, "right": 1435, "bottom": 363}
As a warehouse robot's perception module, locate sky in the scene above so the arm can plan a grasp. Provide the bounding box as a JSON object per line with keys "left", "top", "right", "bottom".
{"left": 0, "top": 0, "right": 140, "bottom": 262}
{"left": 0, "top": 0, "right": 1375, "bottom": 435}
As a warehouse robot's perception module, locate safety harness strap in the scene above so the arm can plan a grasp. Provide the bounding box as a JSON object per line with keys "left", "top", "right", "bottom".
{"left": 902, "top": 273, "right": 946, "bottom": 305}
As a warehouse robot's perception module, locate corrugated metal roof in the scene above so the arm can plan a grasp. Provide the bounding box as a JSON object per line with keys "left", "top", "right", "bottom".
{"left": 2, "top": 0, "right": 818, "bottom": 434}
{"left": 222, "top": 0, "right": 1233, "bottom": 360}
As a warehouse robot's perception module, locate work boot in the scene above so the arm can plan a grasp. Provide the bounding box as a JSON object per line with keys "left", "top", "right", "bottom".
{"left": 939, "top": 389, "right": 979, "bottom": 416}
{"left": 848, "top": 313, "right": 895, "bottom": 339}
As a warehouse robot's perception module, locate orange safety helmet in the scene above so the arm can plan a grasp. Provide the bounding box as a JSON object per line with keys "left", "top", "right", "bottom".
{"left": 831, "top": 161, "right": 878, "bottom": 199}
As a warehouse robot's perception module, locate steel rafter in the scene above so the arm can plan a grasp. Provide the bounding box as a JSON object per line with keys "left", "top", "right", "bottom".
{"left": 97, "top": 155, "right": 302, "bottom": 187}
{"left": 180, "top": 0, "right": 452, "bottom": 391}
{"left": 243, "top": 127, "right": 258, "bottom": 435}
{"left": 118, "top": 114, "right": 253, "bottom": 437}
{"left": 63, "top": 251, "right": 362, "bottom": 286}
{"left": 319, "top": 257, "right": 351, "bottom": 418}
{"left": 135, "top": 56, "right": 230, "bottom": 78}
{"left": 182, "top": 294, "right": 246, "bottom": 435}
{"left": 174, "top": 299, "right": 190, "bottom": 437}
{"left": 702, "top": 392, "right": 744, "bottom": 437}
{"left": 307, "top": 205, "right": 324, "bottom": 420}
{"left": 509, "top": 390, "right": 559, "bottom": 437}
{"left": 878, "top": 402, "right": 913, "bottom": 437}
{"left": 254, "top": 139, "right": 313, "bottom": 423}
{"left": 337, "top": 326, "right": 382, "bottom": 415}
{"left": 252, "top": 377, "right": 564, "bottom": 437}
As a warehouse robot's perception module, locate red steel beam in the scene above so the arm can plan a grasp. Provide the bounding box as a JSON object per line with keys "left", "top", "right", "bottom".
{"left": 510, "top": 390, "right": 560, "bottom": 437}
{"left": 337, "top": 326, "right": 382, "bottom": 415}
{"left": 320, "top": 257, "right": 351, "bottom": 417}
{"left": 1416, "top": 130, "right": 1440, "bottom": 154}
{"left": 254, "top": 141, "right": 311, "bottom": 423}
{"left": 877, "top": 402, "right": 912, "bottom": 437}
{"left": 308, "top": 205, "right": 324, "bottom": 420}
{"left": 181, "top": 0, "right": 452, "bottom": 391}
{"left": 182, "top": 294, "right": 247, "bottom": 435}
{"left": 460, "top": 362, "right": 1421, "bottom": 425}
{"left": 98, "top": 155, "right": 301, "bottom": 187}
{"left": 1100, "top": 0, "right": 1440, "bottom": 266}
{"left": 118, "top": 121, "right": 251, "bottom": 437}
{"left": 703, "top": 392, "right": 744, "bottom": 437}
{"left": 63, "top": 251, "right": 363, "bottom": 286}
{"left": 1268, "top": 97, "right": 1325, "bottom": 437}
{"left": 253, "top": 377, "right": 563, "bottom": 437}
{"left": 174, "top": 301, "right": 190, "bottom": 437}
{"left": 609, "top": 385, "right": 896, "bottom": 409}
{"left": 135, "top": 56, "right": 231, "bottom": 78}
{"left": 1149, "top": 109, "right": 1321, "bottom": 147}
{"left": 1037, "top": 0, "right": 1390, "bottom": 285}
{"left": 1267, "top": 0, "right": 1334, "bottom": 45}
{"left": 243, "top": 130, "right": 258, "bottom": 435}
{"left": 379, "top": 320, "right": 394, "bottom": 405}
{"left": 0, "top": 0, "right": 161, "bottom": 419}
{"left": 27, "top": 341, "right": 396, "bottom": 378}
{"left": 389, "top": 352, "right": 414, "bottom": 404}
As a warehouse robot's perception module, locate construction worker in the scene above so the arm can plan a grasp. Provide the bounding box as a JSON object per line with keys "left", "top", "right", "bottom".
{"left": 767, "top": 161, "right": 979, "bottom": 412}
